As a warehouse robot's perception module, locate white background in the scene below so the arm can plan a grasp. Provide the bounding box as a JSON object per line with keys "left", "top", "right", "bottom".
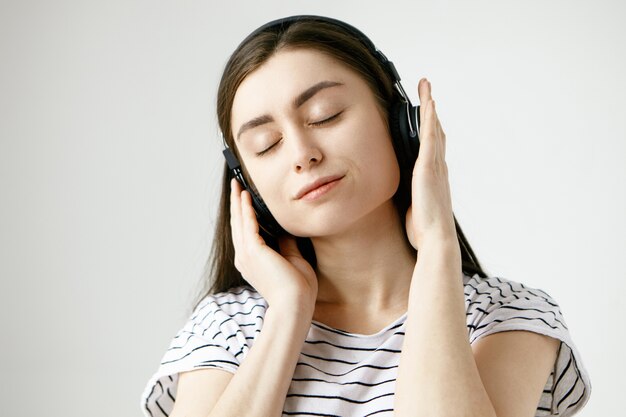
{"left": 1, "top": 1, "right": 623, "bottom": 416}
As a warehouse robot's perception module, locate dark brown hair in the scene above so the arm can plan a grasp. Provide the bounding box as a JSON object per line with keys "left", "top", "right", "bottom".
{"left": 192, "top": 18, "right": 488, "bottom": 311}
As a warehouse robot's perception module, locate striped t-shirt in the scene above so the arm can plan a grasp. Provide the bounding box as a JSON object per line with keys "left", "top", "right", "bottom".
{"left": 141, "top": 273, "right": 592, "bottom": 417}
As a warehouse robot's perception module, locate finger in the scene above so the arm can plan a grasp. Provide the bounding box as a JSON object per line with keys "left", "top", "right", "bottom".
{"left": 418, "top": 78, "right": 431, "bottom": 125}
{"left": 431, "top": 100, "right": 445, "bottom": 160}
{"left": 437, "top": 113, "right": 446, "bottom": 158}
{"left": 418, "top": 78, "right": 431, "bottom": 104}
{"left": 415, "top": 98, "right": 437, "bottom": 170}
{"left": 404, "top": 205, "right": 417, "bottom": 249}
{"left": 240, "top": 189, "right": 264, "bottom": 248}
{"left": 230, "top": 178, "right": 243, "bottom": 249}
{"left": 431, "top": 100, "right": 439, "bottom": 163}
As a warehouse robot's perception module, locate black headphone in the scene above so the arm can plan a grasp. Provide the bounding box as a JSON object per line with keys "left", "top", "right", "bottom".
{"left": 222, "top": 15, "right": 421, "bottom": 238}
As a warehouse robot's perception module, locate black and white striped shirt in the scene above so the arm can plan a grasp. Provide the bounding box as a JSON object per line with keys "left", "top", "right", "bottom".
{"left": 141, "top": 273, "right": 591, "bottom": 416}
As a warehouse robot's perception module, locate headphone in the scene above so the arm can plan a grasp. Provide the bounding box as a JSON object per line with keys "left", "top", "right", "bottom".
{"left": 222, "top": 15, "right": 421, "bottom": 238}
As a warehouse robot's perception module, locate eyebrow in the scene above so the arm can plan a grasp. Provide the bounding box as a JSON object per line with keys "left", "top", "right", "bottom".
{"left": 236, "top": 80, "right": 344, "bottom": 141}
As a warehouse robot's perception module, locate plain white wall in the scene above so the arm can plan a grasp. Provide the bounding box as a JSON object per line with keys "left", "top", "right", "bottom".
{"left": 1, "top": 0, "right": 623, "bottom": 416}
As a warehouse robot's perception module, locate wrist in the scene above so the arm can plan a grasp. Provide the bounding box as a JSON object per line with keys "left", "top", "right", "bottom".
{"left": 270, "top": 294, "right": 316, "bottom": 321}
{"left": 417, "top": 235, "right": 460, "bottom": 256}
{"left": 414, "top": 238, "right": 462, "bottom": 276}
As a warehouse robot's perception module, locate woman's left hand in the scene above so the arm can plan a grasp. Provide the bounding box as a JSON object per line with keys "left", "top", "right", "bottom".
{"left": 405, "top": 78, "right": 457, "bottom": 250}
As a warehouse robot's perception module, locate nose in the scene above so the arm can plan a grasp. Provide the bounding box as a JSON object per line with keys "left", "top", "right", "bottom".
{"left": 290, "top": 131, "right": 323, "bottom": 173}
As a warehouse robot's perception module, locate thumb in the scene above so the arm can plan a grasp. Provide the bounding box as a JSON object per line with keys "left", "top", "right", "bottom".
{"left": 405, "top": 206, "right": 418, "bottom": 250}
{"left": 418, "top": 78, "right": 431, "bottom": 124}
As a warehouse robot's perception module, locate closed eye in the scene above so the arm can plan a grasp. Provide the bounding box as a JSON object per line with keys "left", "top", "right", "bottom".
{"left": 256, "top": 138, "right": 282, "bottom": 157}
{"left": 256, "top": 111, "right": 344, "bottom": 157}
{"left": 310, "top": 111, "right": 343, "bottom": 127}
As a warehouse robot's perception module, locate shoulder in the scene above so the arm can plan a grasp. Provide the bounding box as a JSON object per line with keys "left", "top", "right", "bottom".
{"left": 462, "top": 273, "right": 567, "bottom": 342}
{"left": 189, "top": 285, "right": 268, "bottom": 339}
{"left": 463, "top": 274, "right": 558, "bottom": 307}
{"left": 194, "top": 285, "right": 265, "bottom": 309}
{"left": 180, "top": 286, "right": 268, "bottom": 350}
{"left": 462, "top": 273, "right": 592, "bottom": 416}
{"left": 161, "top": 285, "right": 268, "bottom": 371}
{"left": 140, "top": 286, "right": 268, "bottom": 417}
{"left": 194, "top": 285, "right": 267, "bottom": 318}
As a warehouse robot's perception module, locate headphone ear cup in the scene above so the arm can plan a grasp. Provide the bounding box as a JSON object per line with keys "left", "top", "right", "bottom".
{"left": 389, "top": 99, "right": 419, "bottom": 173}
{"left": 247, "top": 188, "right": 286, "bottom": 237}
{"left": 223, "top": 147, "right": 286, "bottom": 238}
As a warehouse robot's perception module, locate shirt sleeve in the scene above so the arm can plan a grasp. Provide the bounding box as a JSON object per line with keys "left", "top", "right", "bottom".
{"left": 464, "top": 274, "right": 592, "bottom": 417}
{"left": 139, "top": 293, "right": 251, "bottom": 417}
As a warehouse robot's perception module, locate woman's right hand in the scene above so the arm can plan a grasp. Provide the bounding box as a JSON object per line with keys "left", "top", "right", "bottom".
{"left": 230, "top": 178, "right": 318, "bottom": 315}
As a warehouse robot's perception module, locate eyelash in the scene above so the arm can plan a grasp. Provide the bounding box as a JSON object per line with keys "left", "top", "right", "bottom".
{"left": 310, "top": 111, "right": 342, "bottom": 127}
{"left": 255, "top": 111, "right": 343, "bottom": 157}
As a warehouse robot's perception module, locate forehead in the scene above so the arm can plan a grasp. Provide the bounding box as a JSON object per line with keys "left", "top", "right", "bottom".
{"left": 230, "top": 48, "right": 361, "bottom": 128}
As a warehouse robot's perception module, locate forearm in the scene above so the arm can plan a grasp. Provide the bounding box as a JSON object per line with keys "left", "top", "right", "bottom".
{"left": 208, "top": 303, "right": 313, "bottom": 417}
{"left": 394, "top": 240, "right": 497, "bottom": 417}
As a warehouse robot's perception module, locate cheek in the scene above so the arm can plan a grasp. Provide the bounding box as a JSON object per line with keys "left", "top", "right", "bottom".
{"left": 346, "top": 115, "right": 401, "bottom": 190}
{"left": 361, "top": 143, "right": 400, "bottom": 200}
{"left": 245, "top": 163, "right": 279, "bottom": 201}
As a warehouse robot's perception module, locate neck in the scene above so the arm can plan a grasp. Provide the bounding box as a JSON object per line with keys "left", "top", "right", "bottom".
{"left": 310, "top": 200, "right": 417, "bottom": 312}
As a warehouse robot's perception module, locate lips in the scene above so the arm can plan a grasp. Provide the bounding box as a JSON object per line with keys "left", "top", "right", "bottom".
{"left": 295, "top": 175, "right": 345, "bottom": 200}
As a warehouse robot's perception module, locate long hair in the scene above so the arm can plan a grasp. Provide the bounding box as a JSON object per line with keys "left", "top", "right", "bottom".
{"left": 192, "top": 18, "right": 488, "bottom": 311}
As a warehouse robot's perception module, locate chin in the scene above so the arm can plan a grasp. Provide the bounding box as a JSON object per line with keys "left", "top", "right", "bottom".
{"left": 282, "top": 223, "right": 340, "bottom": 239}
{"left": 283, "top": 209, "right": 381, "bottom": 239}
{"left": 278, "top": 212, "right": 350, "bottom": 238}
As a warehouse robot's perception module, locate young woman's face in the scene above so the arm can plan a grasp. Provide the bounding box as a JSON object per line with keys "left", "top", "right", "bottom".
{"left": 230, "top": 47, "right": 401, "bottom": 237}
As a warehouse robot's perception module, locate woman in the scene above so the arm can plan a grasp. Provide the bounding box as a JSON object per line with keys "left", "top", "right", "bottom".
{"left": 141, "top": 15, "right": 591, "bottom": 417}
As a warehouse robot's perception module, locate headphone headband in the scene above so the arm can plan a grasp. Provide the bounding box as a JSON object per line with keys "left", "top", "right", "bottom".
{"left": 230, "top": 14, "right": 414, "bottom": 137}
{"left": 236, "top": 15, "right": 379, "bottom": 55}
